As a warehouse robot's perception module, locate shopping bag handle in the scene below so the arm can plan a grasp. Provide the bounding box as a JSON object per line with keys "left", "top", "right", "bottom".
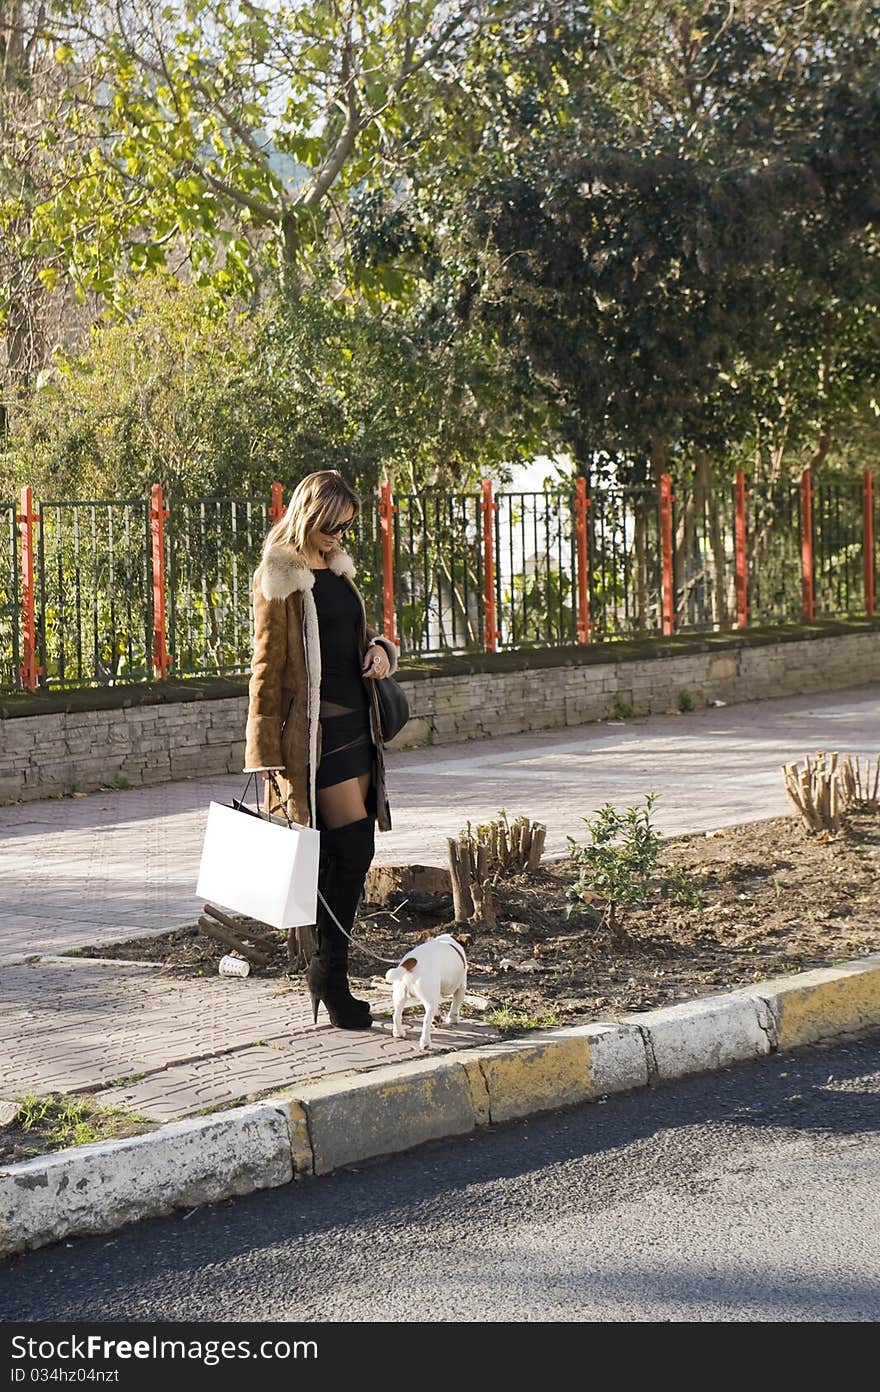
{"left": 235, "top": 772, "right": 294, "bottom": 828}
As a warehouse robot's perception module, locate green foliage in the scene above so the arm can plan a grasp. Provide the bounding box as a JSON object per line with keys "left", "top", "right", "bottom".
{"left": 2, "top": 278, "right": 267, "bottom": 496}
{"left": 10, "top": 1, "right": 486, "bottom": 314}
{"left": 396, "top": 0, "right": 880, "bottom": 487}
{"left": 5, "top": 0, "right": 880, "bottom": 505}
{"left": 612, "top": 693, "right": 634, "bottom": 720}
{"left": 678, "top": 690, "right": 695, "bottom": 713}
{"left": 13, "top": 1092, "right": 152, "bottom": 1153}
{"left": 488, "top": 1007, "right": 563, "bottom": 1034}
{"left": 0, "top": 267, "right": 526, "bottom": 498}
{"left": 566, "top": 793, "right": 663, "bottom": 934}
{"left": 567, "top": 792, "right": 701, "bottom": 932}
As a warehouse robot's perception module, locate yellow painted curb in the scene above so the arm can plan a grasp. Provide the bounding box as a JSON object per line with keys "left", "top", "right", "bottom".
{"left": 282, "top": 1055, "right": 476, "bottom": 1175}
{"left": 460, "top": 1033, "right": 592, "bottom": 1125}
{"left": 271, "top": 1097, "right": 314, "bottom": 1176}
{"left": 753, "top": 954, "right": 880, "bottom": 1050}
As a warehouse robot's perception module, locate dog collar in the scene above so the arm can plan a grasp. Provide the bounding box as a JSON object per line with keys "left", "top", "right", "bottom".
{"left": 448, "top": 938, "right": 467, "bottom": 971}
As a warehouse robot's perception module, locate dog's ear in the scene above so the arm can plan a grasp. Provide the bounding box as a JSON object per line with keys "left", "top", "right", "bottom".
{"left": 401, "top": 957, "right": 418, "bottom": 972}
{"left": 453, "top": 933, "right": 472, "bottom": 949}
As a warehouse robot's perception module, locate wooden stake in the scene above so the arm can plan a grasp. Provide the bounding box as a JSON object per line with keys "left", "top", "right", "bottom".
{"left": 447, "top": 837, "right": 474, "bottom": 923}
{"left": 526, "top": 823, "right": 547, "bottom": 871}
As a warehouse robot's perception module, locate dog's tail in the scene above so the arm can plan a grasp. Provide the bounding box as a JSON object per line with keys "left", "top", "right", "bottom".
{"left": 385, "top": 957, "right": 418, "bottom": 984}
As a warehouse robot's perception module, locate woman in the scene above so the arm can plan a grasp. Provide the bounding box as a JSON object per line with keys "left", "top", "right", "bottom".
{"left": 243, "top": 470, "right": 397, "bottom": 1030}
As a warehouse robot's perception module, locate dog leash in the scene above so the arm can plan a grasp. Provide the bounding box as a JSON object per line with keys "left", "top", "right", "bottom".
{"left": 316, "top": 889, "right": 402, "bottom": 968}
{"left": 257, "top": 774, "right": 417, "bottom": 969}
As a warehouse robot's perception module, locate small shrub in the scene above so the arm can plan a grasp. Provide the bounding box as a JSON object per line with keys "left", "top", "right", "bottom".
{"left": 566, "top": 793, "right": 662, "bottom": 934}
{"left": 611, "top": 692, "right": 634, "bottom": 720}
{"left": 567, "top": 795, "right": 700, "bottom": 932}
{"left": 678, "top": 690, "right": 695, "bottom": 713}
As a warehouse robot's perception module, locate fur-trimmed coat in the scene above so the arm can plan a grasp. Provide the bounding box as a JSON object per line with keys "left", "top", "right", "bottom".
{"left": 243, "top": 545, "right": 398, "bottom": 832}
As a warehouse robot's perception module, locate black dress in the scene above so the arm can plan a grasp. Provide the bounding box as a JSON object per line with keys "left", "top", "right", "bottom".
{"left": 312, "top": 568, "right": 374, "bottom": 789}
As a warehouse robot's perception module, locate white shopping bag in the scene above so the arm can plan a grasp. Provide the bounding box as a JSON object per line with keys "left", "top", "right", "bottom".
{"left": 196, "top": 801, "right": 320, "bottom": 929}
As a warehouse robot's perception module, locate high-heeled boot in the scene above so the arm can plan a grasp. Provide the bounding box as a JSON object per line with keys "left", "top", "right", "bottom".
{"left": 307, "top": 816, "right": 375, "bottom": 1029}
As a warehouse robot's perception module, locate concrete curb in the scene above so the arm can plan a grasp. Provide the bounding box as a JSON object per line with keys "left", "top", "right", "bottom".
{"left": 0, "top": 1105, "right": 292, "bottom": 1257}
{"left": 2, "top": 953, "right": 879, "bottom": 1257}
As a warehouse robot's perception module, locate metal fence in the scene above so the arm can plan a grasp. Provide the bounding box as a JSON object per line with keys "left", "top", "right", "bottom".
{"left": 35, "top": 499, "right": 153, "bottom": 687}
{"left": 589, "top": 486, "right": 665, "bottom": 639}
{"left": 0, "top": 503, "right": 18, "bottom": 690}
{"left": 390, "top": 492, "right": 484, "bottom": 654}
{"left": 494, "top": 491, "right": 579, "bottom": 647}
{"left": 2, "top": 470, "right": 877, "bottom": 692}
{"left": 166, "top": 497, "right": 270, "bottom": 679}
{"left": 813, "top": 478, "right": 867, "bottom": 618}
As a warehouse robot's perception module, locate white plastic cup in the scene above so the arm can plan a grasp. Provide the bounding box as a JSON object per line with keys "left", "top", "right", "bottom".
{"left": 218, "top": 954, "right": 251, "bottom": 978}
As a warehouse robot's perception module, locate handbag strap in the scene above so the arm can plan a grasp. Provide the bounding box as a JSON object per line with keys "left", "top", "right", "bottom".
{"left": 265, "top": 772, "right": 293, "bottom": 826}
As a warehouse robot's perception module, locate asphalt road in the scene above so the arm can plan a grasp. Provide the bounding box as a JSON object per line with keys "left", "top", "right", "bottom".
{"left": 1, "top": 1035, "right": 878, "bottom": 1323}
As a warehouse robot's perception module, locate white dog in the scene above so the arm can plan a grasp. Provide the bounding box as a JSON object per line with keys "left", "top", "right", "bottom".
{"left": 385, "top": 933, "right": 468, "bottom": 1051}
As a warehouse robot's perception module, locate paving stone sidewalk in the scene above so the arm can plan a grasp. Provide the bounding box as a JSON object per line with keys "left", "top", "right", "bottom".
{"left": 0, "top": 958, "right": 494, "bottom": 1122}
{"left": 1, "top": 684, "right": 877, "bottom": 1123}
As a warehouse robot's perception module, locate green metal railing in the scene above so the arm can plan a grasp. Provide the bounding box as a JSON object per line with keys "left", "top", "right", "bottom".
{"left": 0, "top": 503, "right": 19, "bottom": 690}
{"left": 166, "top": 497, "right": 270, "bottom": 679}
{"left": 35, "top": 500, "right": 152, "bottom": 688}
{"left": 2, "top": 470, "right": 877, "bottom": 693}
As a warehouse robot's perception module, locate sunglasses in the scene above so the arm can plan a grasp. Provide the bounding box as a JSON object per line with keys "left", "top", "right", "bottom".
{"left": 320, "top": 517, "right": 356, "bottom": 537}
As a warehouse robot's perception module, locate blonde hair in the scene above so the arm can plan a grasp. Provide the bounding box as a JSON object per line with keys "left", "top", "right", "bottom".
{"left": 262, "top": 470, "right": 361, "bottom": 559}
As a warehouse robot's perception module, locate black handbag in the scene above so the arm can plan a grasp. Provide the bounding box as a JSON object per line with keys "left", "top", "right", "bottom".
{"left": 374, "top": 674, "right": 410, "bottom": 742}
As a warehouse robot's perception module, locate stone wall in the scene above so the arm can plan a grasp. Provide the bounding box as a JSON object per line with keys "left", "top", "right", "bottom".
{"left": 398, "top": 630, "right": 880, "bottom": 747}
{"left": 2, "top": 628, "right": 879, "bottom": 804}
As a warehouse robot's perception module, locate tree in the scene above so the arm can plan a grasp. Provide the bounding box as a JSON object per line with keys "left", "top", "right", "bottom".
{"left": 394, "top": 0, "right": 880, "bottom": 486}
{"left": 0, "top": 267, "right": 530, "bottom": 497}
{"left": 0, "top": 0, "right": 88, "bottom": 418}
{"left": 9, "top": 0, "right": 493, "bottom": 318}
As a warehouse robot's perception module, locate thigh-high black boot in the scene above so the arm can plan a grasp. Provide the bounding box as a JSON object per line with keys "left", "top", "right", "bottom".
{"left": 307, "top": 816, "right": 375, "bottom": 1029}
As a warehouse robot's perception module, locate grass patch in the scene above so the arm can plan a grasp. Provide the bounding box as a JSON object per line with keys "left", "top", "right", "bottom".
{"left": 488, "top": 1007, "right": 564, "bottom": 1034}
{"left": 2, "top": 1093, "right": 155, "bottom": 1163}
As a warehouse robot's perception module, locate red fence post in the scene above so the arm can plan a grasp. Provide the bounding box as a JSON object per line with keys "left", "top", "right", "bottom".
{"left": 864, "top": 470, "right": 875, "bottom": 618}
{"left": 574, "top": 476, "right": 591, "bottom": 643}
{"left": 17, "top": 485, "right": 42, "bottom": 692}
{"left": 659, "top": 473, "right": 675, "bottom": 636}
{"left": 482, "top": 478, "right": 500, "bottom": 652}
{"left": 268, "top": 481, "right": 285, "bottom": 525}
{"left": 734, "top": 470, "right": 749, "bottom": 629}
{"left": 800, "top": 467, "right": 815, "bottom": 622}
{"left": 150, "top": 483, "right": 172, "bottom": 680}
{"left": 378, "top": 481, "right": 398, "bottom": 647}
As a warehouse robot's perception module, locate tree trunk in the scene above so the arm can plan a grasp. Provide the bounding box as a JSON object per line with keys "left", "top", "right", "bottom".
{"left": 690, "top": 449, "right": 730, "bottom": 628}
{"left": 633, "top": 498, "right": 649, "bottom": 633}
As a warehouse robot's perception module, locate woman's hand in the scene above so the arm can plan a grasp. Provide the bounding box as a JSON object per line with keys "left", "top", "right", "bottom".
{"left": 362, "top": 643, "right": 390, "bottom": 680}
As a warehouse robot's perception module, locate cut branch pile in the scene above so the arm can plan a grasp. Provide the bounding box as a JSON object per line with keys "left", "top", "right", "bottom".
{"left": 781, "top": 751, "right": 880, "bottom": 835}
{"left": 446, "top": 812, "right": 547, "bottom": 929}
{"left": 837, "top": 753, "right": 880, "bottom": 810}
{"left": 198, "top": 903, "right": 279, "bottom": 966}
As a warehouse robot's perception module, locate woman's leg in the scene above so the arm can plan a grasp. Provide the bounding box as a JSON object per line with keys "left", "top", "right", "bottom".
{"left": 315, "top": 773, "right": 371, "bottom": 830}
{"left": 309, "top": 773, "right": 376, "bottom": 1028}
